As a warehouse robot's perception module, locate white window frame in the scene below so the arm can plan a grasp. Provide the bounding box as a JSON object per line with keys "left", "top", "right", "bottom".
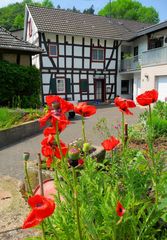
{"left": 49, "top": 44, "right": 57, "bottom": 57}
{"left": 56, "top": 79, "right": 65, "bottom": 93}
{"left": 92, "top": 48, "right": 104, "bottom": 61}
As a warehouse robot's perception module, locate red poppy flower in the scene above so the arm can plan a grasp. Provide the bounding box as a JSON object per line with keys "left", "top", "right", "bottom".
{"left": 54, "top": 140, "right": 68, "bottom": 159}
{"left": 51, "top": 114, "right": 70, "bottom": 132}
{"left": 101, "top": 136, "right": 120, "bottom": 151}
{"left": 74, "top": 102, "right": 96, "bottom": 117}
{"left": 78, "top": 159, "right": 84, "bottom": 165}
{"left": 46, "top": 157, "right": 53, "bottom": 168}
{"left": 116, "top": 201, "right": 125, "bottom": 217}
{"left": 136, "top": 89, "right": 158, "bottom": 106}
{"left": 39, "top": 112, "right": 52, "bottom": 128}
{"left": 46, "top": 95, "right": 74, "bottom": 113}
{"left": 41, "top": 134, "right": 55, "bottom": 146}
{"left": 43, "top": 127, "right": 56, "bottom": 136}
{"left": 114, "top": 97, "right": 136, "bottom": 115}
{"left": 22, "top": 195, "right": 55, "bottom": 229}
{"left": 41, "top": 145, "right": 53, "bottom": 157}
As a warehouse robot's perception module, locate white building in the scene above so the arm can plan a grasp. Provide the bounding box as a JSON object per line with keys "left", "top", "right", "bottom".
{"left": 24, "top": 5, "right": 167, "bottom": 103}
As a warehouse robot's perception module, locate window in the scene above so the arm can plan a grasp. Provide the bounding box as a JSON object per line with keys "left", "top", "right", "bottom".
{"left": 56, "top": 79, "right": 65, "bottom": 93}
{"left": 92, "top": 48, "right": 104, "bottom": 61}
{"left": 80, "top": 79, "right": 88, "bottom": 92}
{"left": 28, "top": 19, "right": 32, "bottom": 37}
{"left": 134, "top": 46, "right": 138, "bottom": 61}
{"left": 148, "top": 36, "right": 164, "bottom": 50}
{"left": 121, "top": 80, "right": 129, "bottom": 94}
{"left": 49, "top": 44, "right": 57, "bottom": 57}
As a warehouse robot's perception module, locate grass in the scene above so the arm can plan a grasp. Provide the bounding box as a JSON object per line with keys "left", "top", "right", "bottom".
{"left": 0, "top": 107, "right": 43, "bottom": 130}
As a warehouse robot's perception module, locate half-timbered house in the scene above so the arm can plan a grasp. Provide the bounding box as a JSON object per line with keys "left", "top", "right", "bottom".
{"left": 24, "top": 5, "right": 150, "bottom": 104}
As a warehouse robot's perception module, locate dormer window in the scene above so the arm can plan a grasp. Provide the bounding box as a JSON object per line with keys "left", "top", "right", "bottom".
{"left": 92, "top": 48, "right": 104, "bottom": 61}
{"left": 28, "top": 18, "right": 32, "bottom": 37}
{"left": 49, "top": 44, "right": 57, "bottom": 57}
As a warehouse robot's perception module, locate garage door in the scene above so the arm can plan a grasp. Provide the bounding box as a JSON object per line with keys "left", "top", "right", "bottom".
{"left": 157, "top": 76, "right": 167, "bottom": 102}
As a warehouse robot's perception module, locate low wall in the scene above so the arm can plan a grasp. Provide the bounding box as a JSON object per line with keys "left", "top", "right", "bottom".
{"left": 0, "top": 120, "right": 41, "bottom": 149}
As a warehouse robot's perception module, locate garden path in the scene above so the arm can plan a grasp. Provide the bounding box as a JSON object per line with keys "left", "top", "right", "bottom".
{"left": 0, "top": 105, "right": 144, "bottom": 180}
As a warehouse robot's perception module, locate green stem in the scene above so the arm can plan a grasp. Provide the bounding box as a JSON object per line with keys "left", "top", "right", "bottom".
{"left": 148, "top": 105, "right": 158, "bottom": 204}
{"left": 121, "top": 112, "right": 125, "bottom": 150}
{"left": 47, "top": 218, "right": 60, "bottom": 239}
{"left": 72, "top": 167, "right": 82, "bottom": 240}
{"left": 41, "top": 221, "right": 47, "bottom": 240}
{"left": 81, "top": 116, "right": 86, "bottom": 143}
{"left": 24, "top": 160, "right": 33, "bottom": 196}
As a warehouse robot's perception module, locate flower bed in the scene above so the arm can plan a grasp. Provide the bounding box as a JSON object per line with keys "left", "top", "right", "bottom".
{"left": 20, "top": 92, "right": 167, "bottom": 240}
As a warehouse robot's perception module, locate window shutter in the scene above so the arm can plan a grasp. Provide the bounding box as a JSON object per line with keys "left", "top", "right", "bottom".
{"left": 80, "top": 79, "right": 88, "bottom": 92}
{"left": 66, "top": 78, "right": 71, "bottom": 94}
{"left": 49, "top": 78, "right": 57, "bottom": 94}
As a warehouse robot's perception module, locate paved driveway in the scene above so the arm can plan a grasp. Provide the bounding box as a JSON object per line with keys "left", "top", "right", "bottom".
{"left": 0, "top": 105, "right": 144, "bottom": 179}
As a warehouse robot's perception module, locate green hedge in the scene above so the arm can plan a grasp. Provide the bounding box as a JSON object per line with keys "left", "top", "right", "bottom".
{"left": 0, "top": 60, "right": 41, "bottom": 108}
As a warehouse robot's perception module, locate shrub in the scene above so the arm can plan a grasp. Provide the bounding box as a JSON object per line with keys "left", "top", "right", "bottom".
{"left": 0, "top": 60, "right": 41, "bottom": 108}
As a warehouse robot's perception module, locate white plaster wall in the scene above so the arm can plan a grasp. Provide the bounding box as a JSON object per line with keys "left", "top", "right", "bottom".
{"left": 133, "top": 72, "right": 141, "bottom": 101}
{"left": 92, "top": 62, "right": 103, "bottom": 69}
{"left": 59, "top": 45, "right": 64, "bottom": 55}
{"left": 74, "top": 74, "right": 79, "bottom": 83}
{"left": 66, "top": 46, "right": 72, "bottom": 55}
{"left": 59, "top": 57, "right": 64, "bottom": 68}
{"left": 66, "top": 36, "right": 72, "bottom": 44}
{"left": 141, "top": 64, "right": 167, "bottom": 91}
{"left": 81, "top": 74, "right": 87, "bottom": 79}
{"left": 74, "top": 58, "right": 82, "bottom": 68}
{"left": 74, "top": 36, "right": 82, "bottom": 44}
{"left": 108, "top": 61, "right": 116, "bottom": 69}
{"left": 74, "top": 85, "right": 80, "bottom": 92}
{"left": 26, "top": 10, "right": 39, "bottom": 45}
{"left": 32, "top": 55, "right": 40, "bottom": 68}
{"left": 85, "top": 47, "right": 90, "bottom": 57}
{"left": 89, "top": 75, "right": 93, "bottom": 84}
{"left": 89, "top": 85, "right": 94, "bottom": 93}
{"left": 42, "top": 56, "right": 53, "bottom": 67}
{"left": 42, "top": 74, "right": 51, "bottom": 84}
{"left": 84, "top": 59, "right": 90, "bottom": 68}
{"left": 74, "top": 94, "right": 80, "bottom": 101}
{"left": 74, "top": 46, "right": 82, "bottom": 56}
{"left": 82, "top": 95, "right": 88, "bottom": 100}
{"left": 66, "top": 58, "right": 72, "bottom": 68}
{"left": 43, "top": 85, "right": 50, "bottom": 94}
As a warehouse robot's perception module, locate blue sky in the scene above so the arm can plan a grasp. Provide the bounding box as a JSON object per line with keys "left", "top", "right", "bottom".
{"left": 1, "top": 0, "right": 166, "bottom": 21}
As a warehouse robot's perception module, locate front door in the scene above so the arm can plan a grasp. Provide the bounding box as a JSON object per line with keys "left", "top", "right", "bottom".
{"left": 94, "top": 79, "right": 105, "bottom": 102}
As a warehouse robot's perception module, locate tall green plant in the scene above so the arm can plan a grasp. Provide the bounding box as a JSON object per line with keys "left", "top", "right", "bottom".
{"left": 0, "top": 60, "right": 41, "bottom": 108}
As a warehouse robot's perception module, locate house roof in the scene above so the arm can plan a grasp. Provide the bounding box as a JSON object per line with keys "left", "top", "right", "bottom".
{"left": 0, "top": 26, "right": 43, "bottom": 53}
{"left": 27, "top": 5, "right": 150, "bottom": 41}
{"left": 130, "top": 20, "right": 167, "bottom": 40}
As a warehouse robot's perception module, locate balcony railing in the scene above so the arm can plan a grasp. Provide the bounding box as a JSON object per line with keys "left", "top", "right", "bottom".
{"left": 142, "top": 46, "right": 167, "bottom": 66}
{"left": 120, "top": 56, "right": 141, "bottom": 72}
{"left": 120, "top": 47, "right": 167, "bottom": 72}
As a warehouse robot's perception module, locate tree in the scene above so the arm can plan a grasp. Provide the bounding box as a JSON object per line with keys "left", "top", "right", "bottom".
{"left": 0, "top": 0, "right": 54, "bottom": 31}
{"left": 42, "top": 0, "right": 54, "bottom": 8}
{"left": 98, "top": 0, "right": 159, "bottom": 24}
{"left": 83, "top": 4, "right": 95, "bottom": 15}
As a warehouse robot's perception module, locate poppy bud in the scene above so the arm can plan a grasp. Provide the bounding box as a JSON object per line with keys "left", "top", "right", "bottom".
{"left": 68, "top": 147, "right": 80, "bottom": 160}
{"left": 83, "top": 142, "right": 91, "bottom": 153}
{"left": 52, "top": 101, "right": 60, "bottom": 110}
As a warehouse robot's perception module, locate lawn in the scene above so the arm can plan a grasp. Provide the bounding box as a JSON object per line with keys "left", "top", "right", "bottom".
{"left": 0, "top": 107, "right": 43, "bottom": 130}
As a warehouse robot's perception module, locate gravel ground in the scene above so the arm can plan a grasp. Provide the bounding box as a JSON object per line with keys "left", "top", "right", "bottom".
{"left": 0, "top": 176, "right": 41, "bottom": 240}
